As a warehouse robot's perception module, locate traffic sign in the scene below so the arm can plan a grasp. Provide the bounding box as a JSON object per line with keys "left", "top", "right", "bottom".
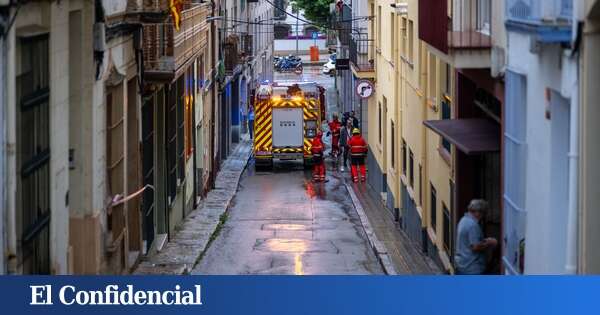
{"left": 355, "top": 80, "right": 374, "bottom": 99}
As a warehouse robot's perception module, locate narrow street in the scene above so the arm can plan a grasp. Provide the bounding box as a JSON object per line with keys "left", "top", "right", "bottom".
{"left": 192, "top": 65, "right": 383, "bottom": 275}
{"left": 191, "top": 161, "right": 383, "bottom": 275}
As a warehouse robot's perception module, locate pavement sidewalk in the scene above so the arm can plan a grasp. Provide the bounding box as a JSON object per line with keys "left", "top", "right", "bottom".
{"left": 343, "top": 177, "right": 442, "bottom": 275}
{"left": 133, "top": 137, "right": 252, "bottom": 275}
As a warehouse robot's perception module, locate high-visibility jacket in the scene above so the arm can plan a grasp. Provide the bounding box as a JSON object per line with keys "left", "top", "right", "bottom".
{"left": 311, "top": 137, "right": 324, "bottom": 158}
{"left": 348, "top": 135, "right": 368, "bottom": 157}
{"left": 328, "top": 120, "right": 342, "bottom": 138}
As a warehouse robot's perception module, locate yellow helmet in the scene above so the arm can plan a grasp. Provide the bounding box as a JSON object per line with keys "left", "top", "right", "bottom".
{"left": 352, "top": 128, "right": 360, "bottom": 135}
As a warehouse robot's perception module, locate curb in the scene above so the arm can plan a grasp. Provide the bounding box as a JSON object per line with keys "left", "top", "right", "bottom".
{"left": 134, "top": 140, "right": 252, "bottom": 275}
{"left": 344, "top": 181, "right": 398, "bottom": 275}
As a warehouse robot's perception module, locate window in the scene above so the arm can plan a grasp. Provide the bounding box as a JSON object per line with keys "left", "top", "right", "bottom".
{"left": 177, "top": 77, "right": 185, "bottom": 180}
{"left": 444, "top": 63, "right": 451, "bottom": 95}
{"left": 369, "top": 4, "right": 375, "bottom": 41}
{"left": 419, "top": 164, "right": 423, "bottom": 205}
{"left": 477, "top": 0, "right": 491, "bottom": 35}
{"left": 402, "top": 139, "right": 407, "bottom": 175}
{"left": 401, "top": 17, "right": 407, "bottom": 57}
{"left": 409, "top": 149, "right": 414, "bottom": 188}
{"left": 428, "top": 53, "right": 436, "bottom": 99}
{"left": 378, "top": 102, "right": 382, "bottom": 144}
{"left": 443, "top": 204, "right": 451, "bottom": 252}
{"left": 391, "top": 121, "right": 396, "bottom": 169}
{"left": 377, "top": 6, "right": 382, "bottom": 48}
{"left": 197, "top": 56, "right": 205, "bottom": 93}
{"left": 430, "top": 184, "right": 437, "bottom": 232}
{"left": 17, "top": 34, "right": 50, "bottom": 274}
{"left": 441, "top": 101, "right": 452, "bottom": 153}
{"left": 408, "top": 20, "right": 414, "bottom": 63}
{"left": 167, "top": 84, "right": 178, "bottom": 203}
{"left": 503, "top": 71, "right": 527, "bottom": 275}
{"left": 390, "top": 13, "right": 395, "bottom": 60}
{"left": 185, "top": 68, "right": 194, "bottom": 159}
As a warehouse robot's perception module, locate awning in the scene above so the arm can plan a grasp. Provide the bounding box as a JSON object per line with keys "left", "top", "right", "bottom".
{"left": 423, "top": 118, "right": 500, "bottom": 155}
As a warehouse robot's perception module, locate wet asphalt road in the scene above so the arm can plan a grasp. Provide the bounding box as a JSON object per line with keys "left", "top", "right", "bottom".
{"left": 192, "top": 66, "right": 383, "bottom": 275}
{"left": 191, "top": 161, "right": 384, "bottom": 275}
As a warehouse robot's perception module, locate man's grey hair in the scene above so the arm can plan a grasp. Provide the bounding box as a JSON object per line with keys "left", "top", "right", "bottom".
{"left": 468, "top": 199, "right": 489, "bottom": 213}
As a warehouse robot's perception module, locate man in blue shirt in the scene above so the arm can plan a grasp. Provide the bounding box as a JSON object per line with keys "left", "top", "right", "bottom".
{"left": 454, "top": 199, "right": 497, "bottom": 275}
{"left": 248, "top": 105, "right": 255, "bottom": 140}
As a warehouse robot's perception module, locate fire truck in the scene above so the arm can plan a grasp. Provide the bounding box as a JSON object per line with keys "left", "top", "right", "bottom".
{"left": 253, "top": 81, "right": 326, "bottom": 169}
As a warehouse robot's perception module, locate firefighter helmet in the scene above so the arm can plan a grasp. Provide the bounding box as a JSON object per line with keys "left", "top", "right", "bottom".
{"left": 352, "top": 128, "right": 360, "bottom": 135}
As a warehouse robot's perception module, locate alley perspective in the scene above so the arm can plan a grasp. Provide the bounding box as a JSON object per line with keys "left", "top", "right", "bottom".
{"left": 1, "top": 0, "right": 600, "bottom": 276}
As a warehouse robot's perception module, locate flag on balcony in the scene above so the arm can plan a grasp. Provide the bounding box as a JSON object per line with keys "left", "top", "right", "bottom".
{"left": 169, "top": 0, "right": 184, "bottom": 31}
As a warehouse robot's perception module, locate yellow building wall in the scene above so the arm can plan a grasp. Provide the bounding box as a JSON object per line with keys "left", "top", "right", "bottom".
{"left": 423, "top": 50, "right": 454, "bottom": 270}
{"left": 370, "top": 1, "right": 398, "bottom": 197}
{"left": 366, "top": 0, "right": 456, "bottom": 271}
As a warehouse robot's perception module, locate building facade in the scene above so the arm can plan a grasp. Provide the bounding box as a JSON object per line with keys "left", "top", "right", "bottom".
{"left": 0, "top": 2, "right": 8, "bottom": 275}
{"left": 0, "top": 0, "right": 231, "bottom": 274}
{"left": 503, "top": 0, "right": 575, "bottom": 274}
{"left": 140, "top": 0, "right": 212, "bottom": 257}
{"left": 350, "top": 0, "right": 507, "bottom": 273}
{"left": 579, "top": 0, "right": 600, "bottom": 274}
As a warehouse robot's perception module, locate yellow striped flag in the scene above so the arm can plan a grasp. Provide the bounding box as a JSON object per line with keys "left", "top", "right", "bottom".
{"left": 170, "top": 0, "right": 183, "bottom": 31}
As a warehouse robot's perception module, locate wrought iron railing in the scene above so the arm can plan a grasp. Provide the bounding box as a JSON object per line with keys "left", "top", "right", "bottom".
{"left": 349, "top": 37, "right": 375, "bottom": 72}
{"left": 143, "top": 2, "right": 210, "bottom": 73}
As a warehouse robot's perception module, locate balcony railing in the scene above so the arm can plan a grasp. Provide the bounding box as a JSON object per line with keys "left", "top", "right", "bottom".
{"left": 143, "top": 2, "right": 210, "bottom": 80}
{"left": 419, "top": 0, "right": 492, "bottom": 54}
{"left": 506, "top": 0, "right": 573, "bottom": 24}
{"left": 223, "top": 34, "right": 243, "bottom": 74}
{"left": 349, "top": 37, "right": 375, "bottom": 73}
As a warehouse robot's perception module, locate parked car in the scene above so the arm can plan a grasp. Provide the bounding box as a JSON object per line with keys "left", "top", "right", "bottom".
{"left": 322, "top": 59, "right": 336, "bottom": 76}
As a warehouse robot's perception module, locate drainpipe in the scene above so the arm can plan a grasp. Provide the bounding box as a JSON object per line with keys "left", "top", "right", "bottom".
{"left": 564, "top": 57, "right": 578, "bottom": 275}
{"left": 565, "top": 13, "right": 582, "bottom": 275}
{"left": 0, "top": 21, "right": 5, "bottom": 275}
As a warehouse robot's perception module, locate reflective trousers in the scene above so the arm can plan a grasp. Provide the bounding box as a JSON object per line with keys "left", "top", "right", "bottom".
{"left": 313, "top": 162, "right": 326, "bottom": 181}
{"left": 350, "top": 157, "right": 366, "bottom": 182}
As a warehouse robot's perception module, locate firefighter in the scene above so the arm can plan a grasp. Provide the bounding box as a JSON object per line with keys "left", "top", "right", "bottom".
{"left": 348, "top": 128, "right": 368, "bottom": 183}
{"left": 311, "top": 131, "right": 326, "bottom": 182}
{"left": 327, "top": 114, "right": 342, "bottom": 158}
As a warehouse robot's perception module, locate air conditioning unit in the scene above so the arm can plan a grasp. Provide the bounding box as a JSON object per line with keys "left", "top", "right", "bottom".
{"left": 391, "top": 2, "right": 408, "bottom": 15}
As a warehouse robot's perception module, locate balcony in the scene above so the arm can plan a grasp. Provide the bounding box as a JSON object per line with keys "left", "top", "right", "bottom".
{"left": 143, "top": 2, "right": 210, "bottom": 82}
{"left": 223, "top": 33, "right": 253, "bottom": 75}
{"left": 349, "top": 37, "right": 375, "bottom": 78}
{"left": 506, "top": 0, "right": 573, "bottom": 43}
{"left": 419, "top": 0, "right": 492, "bottom": 69}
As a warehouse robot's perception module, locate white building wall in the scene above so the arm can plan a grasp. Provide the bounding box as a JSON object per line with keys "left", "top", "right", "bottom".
{"left": 507, "top": 30, "right": 576, "bottom": 274}
{"left": 5, "top": 1, "right": 71, "bottom": 274}
{"left": 0, "top": 24, "right": 6, "bottom": 275}
{"left": 49, "top": 1, "right": 71, "bottom": 274}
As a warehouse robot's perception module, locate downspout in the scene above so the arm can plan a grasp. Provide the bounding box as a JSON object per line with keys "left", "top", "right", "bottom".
{"left": 0, "top": 16, "right": 5, "bottom": 275}
{"left": 565, "top": 16, "right": 583, "bottom": 274}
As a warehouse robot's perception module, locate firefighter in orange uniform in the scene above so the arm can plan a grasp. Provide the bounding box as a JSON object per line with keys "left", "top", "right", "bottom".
{"left": 327, "top": 114, "right": 342, "bottom": 157}
{"left": 311, "top": 131, "right": 326, "bottom": 182}
{"left": 348, "top": 128, "right": 368, "bottom": 183}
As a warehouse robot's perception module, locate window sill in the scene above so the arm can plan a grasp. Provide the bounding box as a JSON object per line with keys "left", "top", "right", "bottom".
{"left": 438, "top": 147, "right": 451, "bottom": 166}
{"left": 400, "top": 55, "right": 414, "bottom": 69}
